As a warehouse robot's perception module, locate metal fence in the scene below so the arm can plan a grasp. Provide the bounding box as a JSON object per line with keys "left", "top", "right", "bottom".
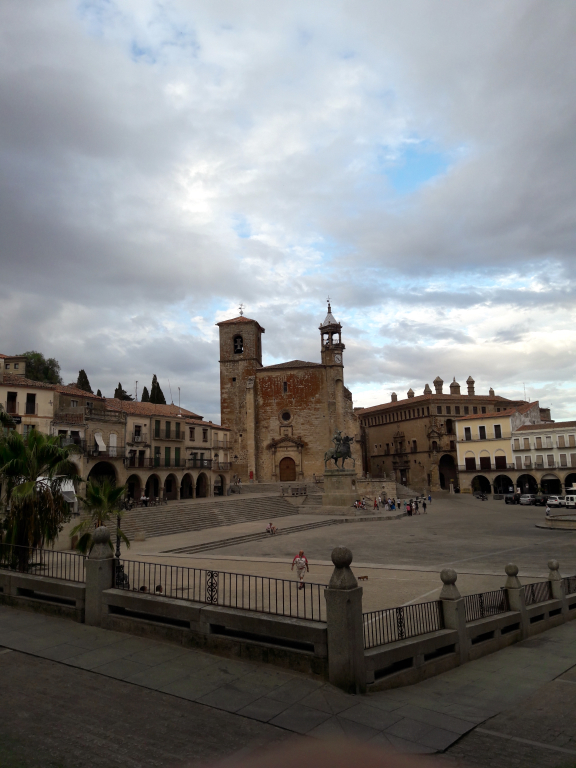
{"left": 115, "top": 559, "right": 326, "bottom": 621}
{"left": 0, "top": 545, "right": 86, "bottom": 583}
{"left": 562, "top": 576, "right": 576, "bottom": 596}
{"left": 523, "top": 580, "right": 552, "bottom": 606}
{"left": 362, "top": 601, "right": 443, "bottom": 649}
{"left": 464, "top": 589, "right": 509, "bottom": 622}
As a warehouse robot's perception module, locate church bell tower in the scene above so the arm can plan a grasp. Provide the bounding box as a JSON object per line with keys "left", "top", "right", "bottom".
{"left": 320, "top": 300, "right": 345, "bottom": 368}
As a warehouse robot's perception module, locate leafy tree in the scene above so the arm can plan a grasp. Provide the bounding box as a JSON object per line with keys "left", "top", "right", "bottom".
{"left": 113, "top": 382, "right": 133, "bottom": 401}
{"left": 71, "top": 478, "right": 129, "bottom": 555}
{"left": 96, "top": 389, "right": 103, "bottom": 398}
{"left": 76, "top": 369, "right": 93, "bottom": 393}
{"left": 0, "top": 405, "right": 14, "bottom": 429}
{"left": 141, "top": 386, "right": 150, "bottom": 402}
{"left": 0, "top": 430, "right": 80, "bottom": 554}
{"left": 149, "top": 375, "right": 166, "bottom": 405}
{"left": 19, "top": 351, "right": 62, "bottom": 384}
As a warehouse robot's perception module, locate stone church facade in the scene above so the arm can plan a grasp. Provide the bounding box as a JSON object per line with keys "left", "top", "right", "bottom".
{"left": 217, "top": 305, "right": 360, "bottom": 483}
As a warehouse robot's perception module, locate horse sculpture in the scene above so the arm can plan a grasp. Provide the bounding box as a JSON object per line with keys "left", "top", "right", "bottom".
{"left": 324, "top": 434, "right": 355, "bottom": 470}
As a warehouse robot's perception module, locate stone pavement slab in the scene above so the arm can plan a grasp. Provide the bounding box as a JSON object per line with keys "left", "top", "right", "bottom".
{"left": 2, "top": 603, "right": 576, "bottom": 757}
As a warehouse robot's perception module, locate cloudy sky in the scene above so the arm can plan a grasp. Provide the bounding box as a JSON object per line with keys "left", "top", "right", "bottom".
{"left": 1, "top": 1, "right": 575, "bottom": 421}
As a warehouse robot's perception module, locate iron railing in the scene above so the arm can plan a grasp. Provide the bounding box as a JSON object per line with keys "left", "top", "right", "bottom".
{"left": 115, "top": 560, "right": 326, "bottom": 621}
{"left": 362, "top": 600, "right": 443, "bottom": 649}
{"left": 464, "top": 589, "right": 509, "bottom": 622}
{"left": 523, "top": 580, "right": 552, "bottom": 606}
{"left": 0, "top": 545, "right": 86, "bottom": 583}
{"left": 562, "top": 576, "right": 576, "bottom": 596}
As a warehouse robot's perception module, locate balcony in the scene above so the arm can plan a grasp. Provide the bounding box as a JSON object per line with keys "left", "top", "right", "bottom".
{"left": 4, "top": 401, "right": 39, "bottom": 416}
{"left": 124, "top": 457, "right": 187, "bottom": 469}
{"left": 128, "top": 432, "right": 149, "bottom": 445}
{"left": 55, "top": 407, "right": 125, "bottom": 425}
{"left": 213, "top": 440, "right": 229, "bottom": 448}
{"left": 188, "top": 458, "right": 213, "bottom": 470}
{"left": 458, "top": 464, "right": 516, "bottom": 472}
{"left": 214, "top": 462, "right": 231, "bottom": 471}
{"left": 152, "top": 430, "right": 185, "bottom": 441}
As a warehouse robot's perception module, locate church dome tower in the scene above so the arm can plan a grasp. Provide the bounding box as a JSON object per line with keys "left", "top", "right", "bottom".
{"left": 319, "top": 300, "right": 345, "bottom": 367}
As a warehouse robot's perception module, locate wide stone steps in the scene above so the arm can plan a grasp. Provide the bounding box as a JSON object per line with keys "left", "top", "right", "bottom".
{"left": 120, "top": 496, "right": 299, "bottom": 540}
{"left": 164, "top": 518, "right": 340, "bottom": 554}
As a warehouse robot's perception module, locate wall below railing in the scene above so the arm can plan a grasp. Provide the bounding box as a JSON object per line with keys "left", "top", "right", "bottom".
{"left": 0, "top": 571, "right": 85, "bottom": 622}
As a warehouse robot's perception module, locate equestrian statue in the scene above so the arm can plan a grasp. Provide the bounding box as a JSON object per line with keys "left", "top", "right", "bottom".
{"left": 324, "top": 429, "right": 355, "bottom": 470}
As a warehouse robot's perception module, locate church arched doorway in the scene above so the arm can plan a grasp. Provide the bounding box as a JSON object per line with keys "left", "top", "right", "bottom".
{"left": 279, "top": 456, "right": 297, "bottom": 482}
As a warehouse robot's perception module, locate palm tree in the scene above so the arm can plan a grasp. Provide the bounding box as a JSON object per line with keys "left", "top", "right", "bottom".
{"left": 0, "top": 405, "right": 14, "bottom": 429}
{"left": 72, "top": 478, "right": 129, "bottom": 555}
{"left": 0, "top": 429, "right": 81, "bottom": 551}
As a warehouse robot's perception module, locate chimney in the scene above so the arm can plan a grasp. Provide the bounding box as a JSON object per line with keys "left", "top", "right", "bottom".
{"left": 423, "top": 383, "right": 432, "bottom": 395}
{"left": 450, "top": 377, "right": 461, "bottom": 395}
{"left": 391, "top": 392, "right": 398, "bottom": 402}
{"left": 489, "top": 387, "right": 495, "bottom": 397}
{"left": 433, "top": 376, "right": 443, "bottom": 395}
{"left": 467, "top": 376, "right": 475, "bottom": 396}
{"left": 407, "top": 388, "right": 414, "bottom": 398}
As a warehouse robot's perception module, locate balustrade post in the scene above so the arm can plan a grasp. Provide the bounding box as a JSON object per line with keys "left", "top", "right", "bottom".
{"left": 85, "top": 526, "right": 114, "bottom": 627}
{"left": 324, "top": 546, "right": 366, "bottom": 694}
{"left": 548, "top": 560, "right": 568, "bottom": 618}
{"left": 439, "top": 569, "right": 468, "bottom": 665}
{"left": 504, "top": 563, "right": 529, "bottom": 638}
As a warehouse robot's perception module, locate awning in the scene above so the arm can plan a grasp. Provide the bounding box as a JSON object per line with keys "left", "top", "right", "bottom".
{"left": 62, "top": 491, "right": 76, "bottom": 504}
{"left": 94, "top": 434, "right": 106, "bottom": 452}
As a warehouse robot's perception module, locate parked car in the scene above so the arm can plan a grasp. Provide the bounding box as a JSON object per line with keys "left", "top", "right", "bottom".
{"left": 565, "top": 494, "right": 576, "bottom": 509}
{"left": 504, "top": 493, "right": 521, "bottom": 504}
{"left": 534, "top": 495, "right": 549, "bottom": 507}
{"left": 519, "top": 494, "right": 537, "bottom": 505}
{"left": 547, "top": 495, "right": 565, "bottom": 508}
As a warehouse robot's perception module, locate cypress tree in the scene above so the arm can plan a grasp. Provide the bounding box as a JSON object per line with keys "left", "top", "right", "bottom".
{"left": 141, "top": 386, "right": 150, "bottom": 402}
{"left": 96, "top": 389, "right": 103, "bottom": 398}
{"left": 76, "top": 369, "right": 93, "bottom": 393}
{"left": 150, "top": 375, "right": 166, "bottom": 405}
{"left": 114, "top": 382, "right": 134, "bottom": 401}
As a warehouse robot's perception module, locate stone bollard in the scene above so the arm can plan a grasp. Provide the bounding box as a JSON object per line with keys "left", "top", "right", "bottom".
{"left": 324, "top": 546, "right": 366, "bottom": 694}
{"left": 504, "top": 563, "right": 528, "bottom": 638}
{"left": 548, "top": 560, "right": 568, "bottom": 616}
{"left": 439, "top": 569, "right": 468, "bottom": 664}
{"left": 85, "top": 526, "right": 114, "bottom": 627}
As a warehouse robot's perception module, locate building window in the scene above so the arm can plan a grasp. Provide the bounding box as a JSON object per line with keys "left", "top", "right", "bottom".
{"left": 233, "top": 335, "right": 243, "bottom": 354}
{"left": 481, "top": 407, "right": 486, "bottom": 414}
{"left": 545, "top": 436, "right": 552, "bottom": 448}
{"left": 436, "top": 406, "right": 442, "bottom": 415}
{"left": 547, "top": 454, "right": 554, "bottom": 467}
{"left": 154, "top": 420, "right": 160, "bottom": 438}
{"left": 412, "top": 440, "right": 417, "bottom": 452}
{"left": 189, "top": 427, "right": 195, "bottom": 440}
{"left": 283, "top": 381, "right": 287, "bottom": 393}
{"left": 431, "top": 440, "right": 438, "bottom": 451}
{"left": 535, "top": 454, "right": 543, "bottom": 467}
{"left": 175, "top": 447, "right": 181, "bottom": 467}
{"left": 536, "top": 437, "right": 542, "bottom": 449}
{"left": 569, "top": 435, "right": 576, "bottom": 447}
{"left": 495, "top": 455, "right": 507, "bottom": 469}
{"left": 71, "top": 399, "right": 78, "bottom": 408}
{"left": 464, "top": 427, "right": 471, "bottom": 441}
{"left": 4, "top": 363, "right": 9, "bottom": 369}
{"left": 202, "top": 429, "right": 208, "bottom": 442}
{"left": 446, "top": 419, "right": 454, "bottom": 435}
{"left": 426, "top": 407, "right": 430, "bottom": 415}
{"left": 559, "top": 435, "right": 566, "bottom": 448}
{"left": 480, "top": 456, "right": 491, "bottom": 470}
{"left": 23, "top": 424, "right": 36, "bottom": 437}
{"left": 571, "top": 454, "right": 576, "bottom": 467}
{"left": 25, "top": 393, "right": 36, "bottom": 415}
{"left": 479, "top": 426, "right": 486, "bottom": 440}
{"left": 496, "top": 407, "right": 501, "bottom": 412}
{"left": 523, "top": 438, "right": 530, "bottom": 449}
{"left": 455, "top": 406, "right": 460, "bottom": 415}
{"left": 473, "top": 406, "right": 478, "bottom": 414}
{"left": 446, "top": 406, "right": 451, "bottom": 415}
{"left": 513, "top": 438, "right": 520, "bottom": 449}
{"left": 524, "top": 455, "right": 531, "bottom": 466}
{"left": 165, "top": 447, "right": 171, "bottom": 465}
{"left": 154, "top": 447, "right": 160, "bottom": 466}
{"left": 560, "top": 454, "right": 567, "bottom": 467}
{"left": 450, "top": 440, "right": 455, "bottom": 450}
{"left": 281, "top": 411, "right": 291, "bottom": 422}
{"left": 464, "top": 406, "right": 469, "bottom": 415}
{"left": 165, "top": 421, "right": 171, "bottom": 438}
{"left": 494, "top": 425, "right": 502, "bottom": 439}
{"left": 515, "top": 456, "right": 522, "bottom": 469}
{"left": 465, "top": 457, "right": 476, "bottom": 470}
{"left": 175, "top": 422, "right": 181, "bottom": 438}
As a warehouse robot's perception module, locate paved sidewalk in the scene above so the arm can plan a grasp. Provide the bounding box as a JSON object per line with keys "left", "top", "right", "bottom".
{"left": 2, "top": 605, "right": 576, "bottom": 756}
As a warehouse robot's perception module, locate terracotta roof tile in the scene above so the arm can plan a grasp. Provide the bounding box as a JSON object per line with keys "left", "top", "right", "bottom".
{"left": 216, "top": 316, "right": 266, "bottom": 332}
{"left": 186, "top": 418, "right": 231, "bottom": 430}
{"left": 55, "top": 385, "right": 105, "bottom": 400}
{"left": 260, "top": 360, "right": 323, "bottom": 370}
{"left": 1, "top": 374, "right": 55, "bottom": 390}
{"left": 516, "top": 420, "right": 576, "bottom": 431}
{"left": 105, "top": 398, "right": 203, "bottom": 419}
{"left": 455, "top": 402, "right": 539, "bottom": 421}
{"left": 357, "top": 393, "right": 526, "bottom": 414}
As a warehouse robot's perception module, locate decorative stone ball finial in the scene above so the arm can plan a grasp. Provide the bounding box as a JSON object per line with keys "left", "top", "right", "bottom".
{"left": 89, "top": 525, "right": 113, "bottom": 560}
{"left": 329, "top": 546, "right": 358, "bottom": 590}
{"left": 548, "top": 559, "right": 561, "bottom": 581}
{"left": 439, "top": 568, "right": 461, "bottom": 600}
{"left": 504, "top": 562, "right": 522, "bottom": 589}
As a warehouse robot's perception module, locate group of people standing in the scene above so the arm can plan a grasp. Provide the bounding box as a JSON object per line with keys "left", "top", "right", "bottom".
{"left": 353, "top": 494, "right": 431, "bottom": 513}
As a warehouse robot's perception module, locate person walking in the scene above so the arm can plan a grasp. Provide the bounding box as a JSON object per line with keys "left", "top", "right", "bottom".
{"left": 406, "top": 502, "right": 412, "bottom": 516}
{"left": 292, "top": 550, "right": 309, "bottom": 589}
{"left": 428, "top": 493, "right": 432, "bottom": 503}
{"left": 423, "top": 500, "right": 427, "bottom": 514}
{"left": 373, "top": 497, "right": 379, "bottom": 511}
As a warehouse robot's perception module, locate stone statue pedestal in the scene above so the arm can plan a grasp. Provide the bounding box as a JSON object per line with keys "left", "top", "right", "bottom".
{"left": 323, "top": 469, "right": 358, "bottom": 507}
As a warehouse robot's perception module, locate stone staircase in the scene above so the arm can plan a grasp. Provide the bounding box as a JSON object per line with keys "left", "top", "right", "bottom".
{"left": 120, "top": 495, "right": 299, "bottom": 540}
{"left": 164, "top": 518, "right": 340, "bottom": 554}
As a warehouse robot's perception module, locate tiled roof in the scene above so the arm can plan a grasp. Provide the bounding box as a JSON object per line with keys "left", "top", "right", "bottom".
{"left": 216, "top": 316, "right": 266, "bottom": 332}
{"left": 105, "top": 399, "right": 203, "bottom": 419}
{"left": 260, "top": 360, "right": 323, "bottom": 370}
{"left": 357, "top": 393, "right": 525, "bottom": 414}
{"left": 186, "top": 418, "right": 231, "bottom": 430}
{"left": 516, "top": 420, "right": 576, "bottom": 431}
{"left": 55, "top": 385, "right": 105, "bottom": 400}
{"left": 0, "top": 374, "right": 55, "bottom": 390}
{"left": 0, "top": 354, "right": 8, "bottom": 359}
{"left": 455, "top": 402, "right": 538, "bottom": 421}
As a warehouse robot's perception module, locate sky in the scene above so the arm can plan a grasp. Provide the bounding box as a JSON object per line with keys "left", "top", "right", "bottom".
{"left": 1, "top": 1, "right": 575, "bottom": 422}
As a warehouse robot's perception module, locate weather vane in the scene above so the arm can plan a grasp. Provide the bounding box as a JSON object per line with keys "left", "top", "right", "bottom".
{"left": 239, "top": 303, "right": 244, "bottom": 316}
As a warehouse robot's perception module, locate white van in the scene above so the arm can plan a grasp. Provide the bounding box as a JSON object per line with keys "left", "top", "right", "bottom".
{"left": 565, "top": 494, "right": 576, "bottom": 509}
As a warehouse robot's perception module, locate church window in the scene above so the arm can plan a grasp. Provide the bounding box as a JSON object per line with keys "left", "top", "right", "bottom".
{"left": 283, "top": 382, "right": 287, "bottom": 393}
{"left": 432, "top": 440, "right": 438, "bottom": 451}
{"left": 426, "top": 407, "right": 430, "bottom": 415}
{"left": 455, "top": 406, "right": 460, "bottom": 415}
{"left": 232, "top": 377, "right": 236, "bottom": 382}
{"left": 281, "top": 411, "right": 291, "bottom": 422}
{"left": 446, "top": 406, "right": 451, "bottom": 415}
{"left": 464, "top": 406, "right": 469, "bottom": 415}
{"left": 473, "top": 406, "right": 478, "bottom": 414}
{"left": 233, "top": 335, "right": 243, "bottom": 354}
{"left": 437, "top": 406, "right": 442, "bottom": 415}
{"left": 481, "top": 407, "right": 486, "bottom": 414}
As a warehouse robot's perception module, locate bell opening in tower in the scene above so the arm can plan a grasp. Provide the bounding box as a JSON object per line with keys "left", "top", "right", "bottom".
{"left": 233, "top": 335, "right": 243, "bottom": 354}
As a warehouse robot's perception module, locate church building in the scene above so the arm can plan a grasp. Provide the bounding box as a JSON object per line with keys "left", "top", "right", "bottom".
{"left": 217, "top": 304, "right": 360, "bottom": 482}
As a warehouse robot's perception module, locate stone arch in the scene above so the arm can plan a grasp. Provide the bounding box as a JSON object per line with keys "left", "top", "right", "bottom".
{"left": 181, "top": 473, "right": 194, "bottom": 499}
{"left": 438, "top": 454, "right": 457, "bottom": 490}
{"left": 87, "top": 461, "right": 118, "bottom": 485}
{"left": 196, "top": 472, "right": 208, "bottom": 498}
{"left": 164, "top": 473, "right": 178, "bottom": 501}
{"left": 279, "top": 456, "right": 297, "bottom": 482}
{"left": 493, "top": 474, "right": 513, "bottom": 494}
{"left": 541, "top": 473, "right": 561, "bottom": 494}
{"left": 564, "top": 473, "right": 576, "bottom": 491}
{"left": 214, "top": 474, "right": 226, "bottom": 496}
{"left": 126, "top": 474, "right": 142, "bottom": 500}
{"left": 145, "top": 473, "right": 161, "bottom": 499}
{"left": 471, "top": 475, "right": 491, "bottom": 494}
{"left": 517, "top": 473, "right": 537, "bottom": 493}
